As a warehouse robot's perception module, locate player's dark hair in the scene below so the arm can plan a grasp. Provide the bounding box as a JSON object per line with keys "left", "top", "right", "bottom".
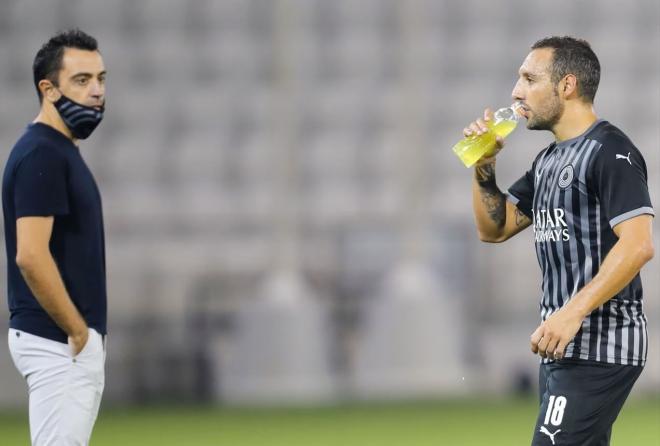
{"left": 33, "top": 29, "right": 99, "bottom": 102}
{"left": 532, "top": 36, "right": 600, "bottom": 104}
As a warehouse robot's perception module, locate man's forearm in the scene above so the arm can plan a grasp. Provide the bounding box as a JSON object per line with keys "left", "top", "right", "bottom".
{"left": 18, "top": 254, "right": 87, "bottom": 336}
{"left": 565, "top": 236, "right": 654, "bottom": 318}
{"left": 472, "top": 161, "right": 507, "bottom": 235}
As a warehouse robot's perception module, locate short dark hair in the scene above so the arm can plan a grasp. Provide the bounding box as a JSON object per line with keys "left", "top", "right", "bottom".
{"left": 32, "top": 29, "right": 99, "bottom": 102}
{"left": 531, "top": 36, "right": 600, "bottom": 103}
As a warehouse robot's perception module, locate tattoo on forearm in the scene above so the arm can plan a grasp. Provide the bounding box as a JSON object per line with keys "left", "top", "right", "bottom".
{"left": 475, "top": 163, "right": 496, "bottom": 184}
{"left": 481, "top": 189, "right": 506, "bottom": 227}
{"left": 475, "top": 163, "right": 505, "bottom": 227}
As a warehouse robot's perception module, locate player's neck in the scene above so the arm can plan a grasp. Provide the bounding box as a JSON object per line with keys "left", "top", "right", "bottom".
{"left": 552, "top": 102, "right": 598, "bottom": 143}
{"left": 34, "top": 103, "right": 75, "bottom": 142}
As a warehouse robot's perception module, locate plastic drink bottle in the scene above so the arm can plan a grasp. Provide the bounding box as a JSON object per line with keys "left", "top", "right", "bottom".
{"left": 452, "top": 104, "right": 521, "bottom": 168}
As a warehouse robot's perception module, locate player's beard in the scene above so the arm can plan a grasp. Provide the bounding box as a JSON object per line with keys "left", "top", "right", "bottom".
{"left": 526, "top": 86, "right": 563, "bottom": 131}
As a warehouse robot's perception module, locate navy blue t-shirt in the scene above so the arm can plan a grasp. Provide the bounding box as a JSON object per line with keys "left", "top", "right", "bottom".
{"left": 2, "top": 123, "right": 106, "bottom": 343}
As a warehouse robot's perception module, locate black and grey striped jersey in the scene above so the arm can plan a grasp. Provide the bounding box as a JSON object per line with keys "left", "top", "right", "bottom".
{"left": 507, "top": 120, "right": 654, "bottom": 366}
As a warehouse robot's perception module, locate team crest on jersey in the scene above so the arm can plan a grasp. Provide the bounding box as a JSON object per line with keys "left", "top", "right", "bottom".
{"left": 557, "top": 164, "right": 574, "bottom": 189}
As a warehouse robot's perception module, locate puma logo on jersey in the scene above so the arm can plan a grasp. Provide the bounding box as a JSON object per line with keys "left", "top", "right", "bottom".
{"left": 616, "top": 152, "right": 632, "bottom": 165}
{"left": 539, "top": 426, "right": 561, "bottom": 444}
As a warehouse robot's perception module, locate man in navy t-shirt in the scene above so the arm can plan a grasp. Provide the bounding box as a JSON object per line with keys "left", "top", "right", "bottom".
{"left": 2, "top": 29, "right": 107, "bottom": 445}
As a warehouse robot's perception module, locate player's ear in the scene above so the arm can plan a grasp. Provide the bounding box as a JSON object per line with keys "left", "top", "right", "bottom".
{"left": 560, "top": 74, "right": 578, "bottom": 98}
{"left": 38, "top": 79, "right": 61, "bottom": 104}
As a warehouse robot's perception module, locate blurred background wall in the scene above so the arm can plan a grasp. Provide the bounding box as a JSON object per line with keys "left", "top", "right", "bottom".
{"left": 0, "top": 0, "right": 658, "bottom": 408}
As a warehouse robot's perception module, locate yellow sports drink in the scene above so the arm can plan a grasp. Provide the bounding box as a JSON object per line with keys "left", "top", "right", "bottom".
{"left": 453, "top": 104, "right": 521, "bottom": 168}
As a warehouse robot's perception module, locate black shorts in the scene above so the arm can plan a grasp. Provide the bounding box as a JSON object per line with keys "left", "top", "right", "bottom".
{"left": 531, "top": 359, "right": 643, "bottom": 446}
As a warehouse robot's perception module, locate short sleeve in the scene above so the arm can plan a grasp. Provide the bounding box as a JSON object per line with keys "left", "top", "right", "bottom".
{"left": 590, "top": 135, "right": 654, "bottom": 228}
{"left": 13, "top": 146, "right": 69, "bottom": 218}
{"left": 507, "top": 165, "right": 536, "bottom": 219}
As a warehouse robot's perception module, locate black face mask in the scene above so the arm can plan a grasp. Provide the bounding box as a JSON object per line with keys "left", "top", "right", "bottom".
{"left": 54, "top": 94, "right": 104, "bottom": 139}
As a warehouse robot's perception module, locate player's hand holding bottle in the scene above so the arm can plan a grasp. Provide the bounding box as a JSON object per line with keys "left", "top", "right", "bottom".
{"left": 454, "top": 104, "right": 522, "bottom": 167}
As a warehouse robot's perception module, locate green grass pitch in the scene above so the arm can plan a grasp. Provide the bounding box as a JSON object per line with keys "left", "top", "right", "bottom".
{"left": 0, "top": 398, "right": 657, "bottom": 445}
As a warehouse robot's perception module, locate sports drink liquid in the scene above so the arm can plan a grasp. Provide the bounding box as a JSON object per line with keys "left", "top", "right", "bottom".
{"left": 452, "top": 104, "right": 522, "bottom": 168}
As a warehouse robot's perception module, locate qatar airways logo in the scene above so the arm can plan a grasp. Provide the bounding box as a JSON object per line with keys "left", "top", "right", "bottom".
{"left": 533, "top": 208, "right": 570, "bottom": 242}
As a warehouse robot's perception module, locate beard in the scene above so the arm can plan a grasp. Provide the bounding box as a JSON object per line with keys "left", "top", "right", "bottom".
{"left": 526, "top": 88, "right": 564, "bottom": 131}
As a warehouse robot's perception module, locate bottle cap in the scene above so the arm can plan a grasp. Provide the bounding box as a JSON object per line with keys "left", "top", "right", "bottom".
{"left": 511, "top": 102, "right": 524, "bottom": 117}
